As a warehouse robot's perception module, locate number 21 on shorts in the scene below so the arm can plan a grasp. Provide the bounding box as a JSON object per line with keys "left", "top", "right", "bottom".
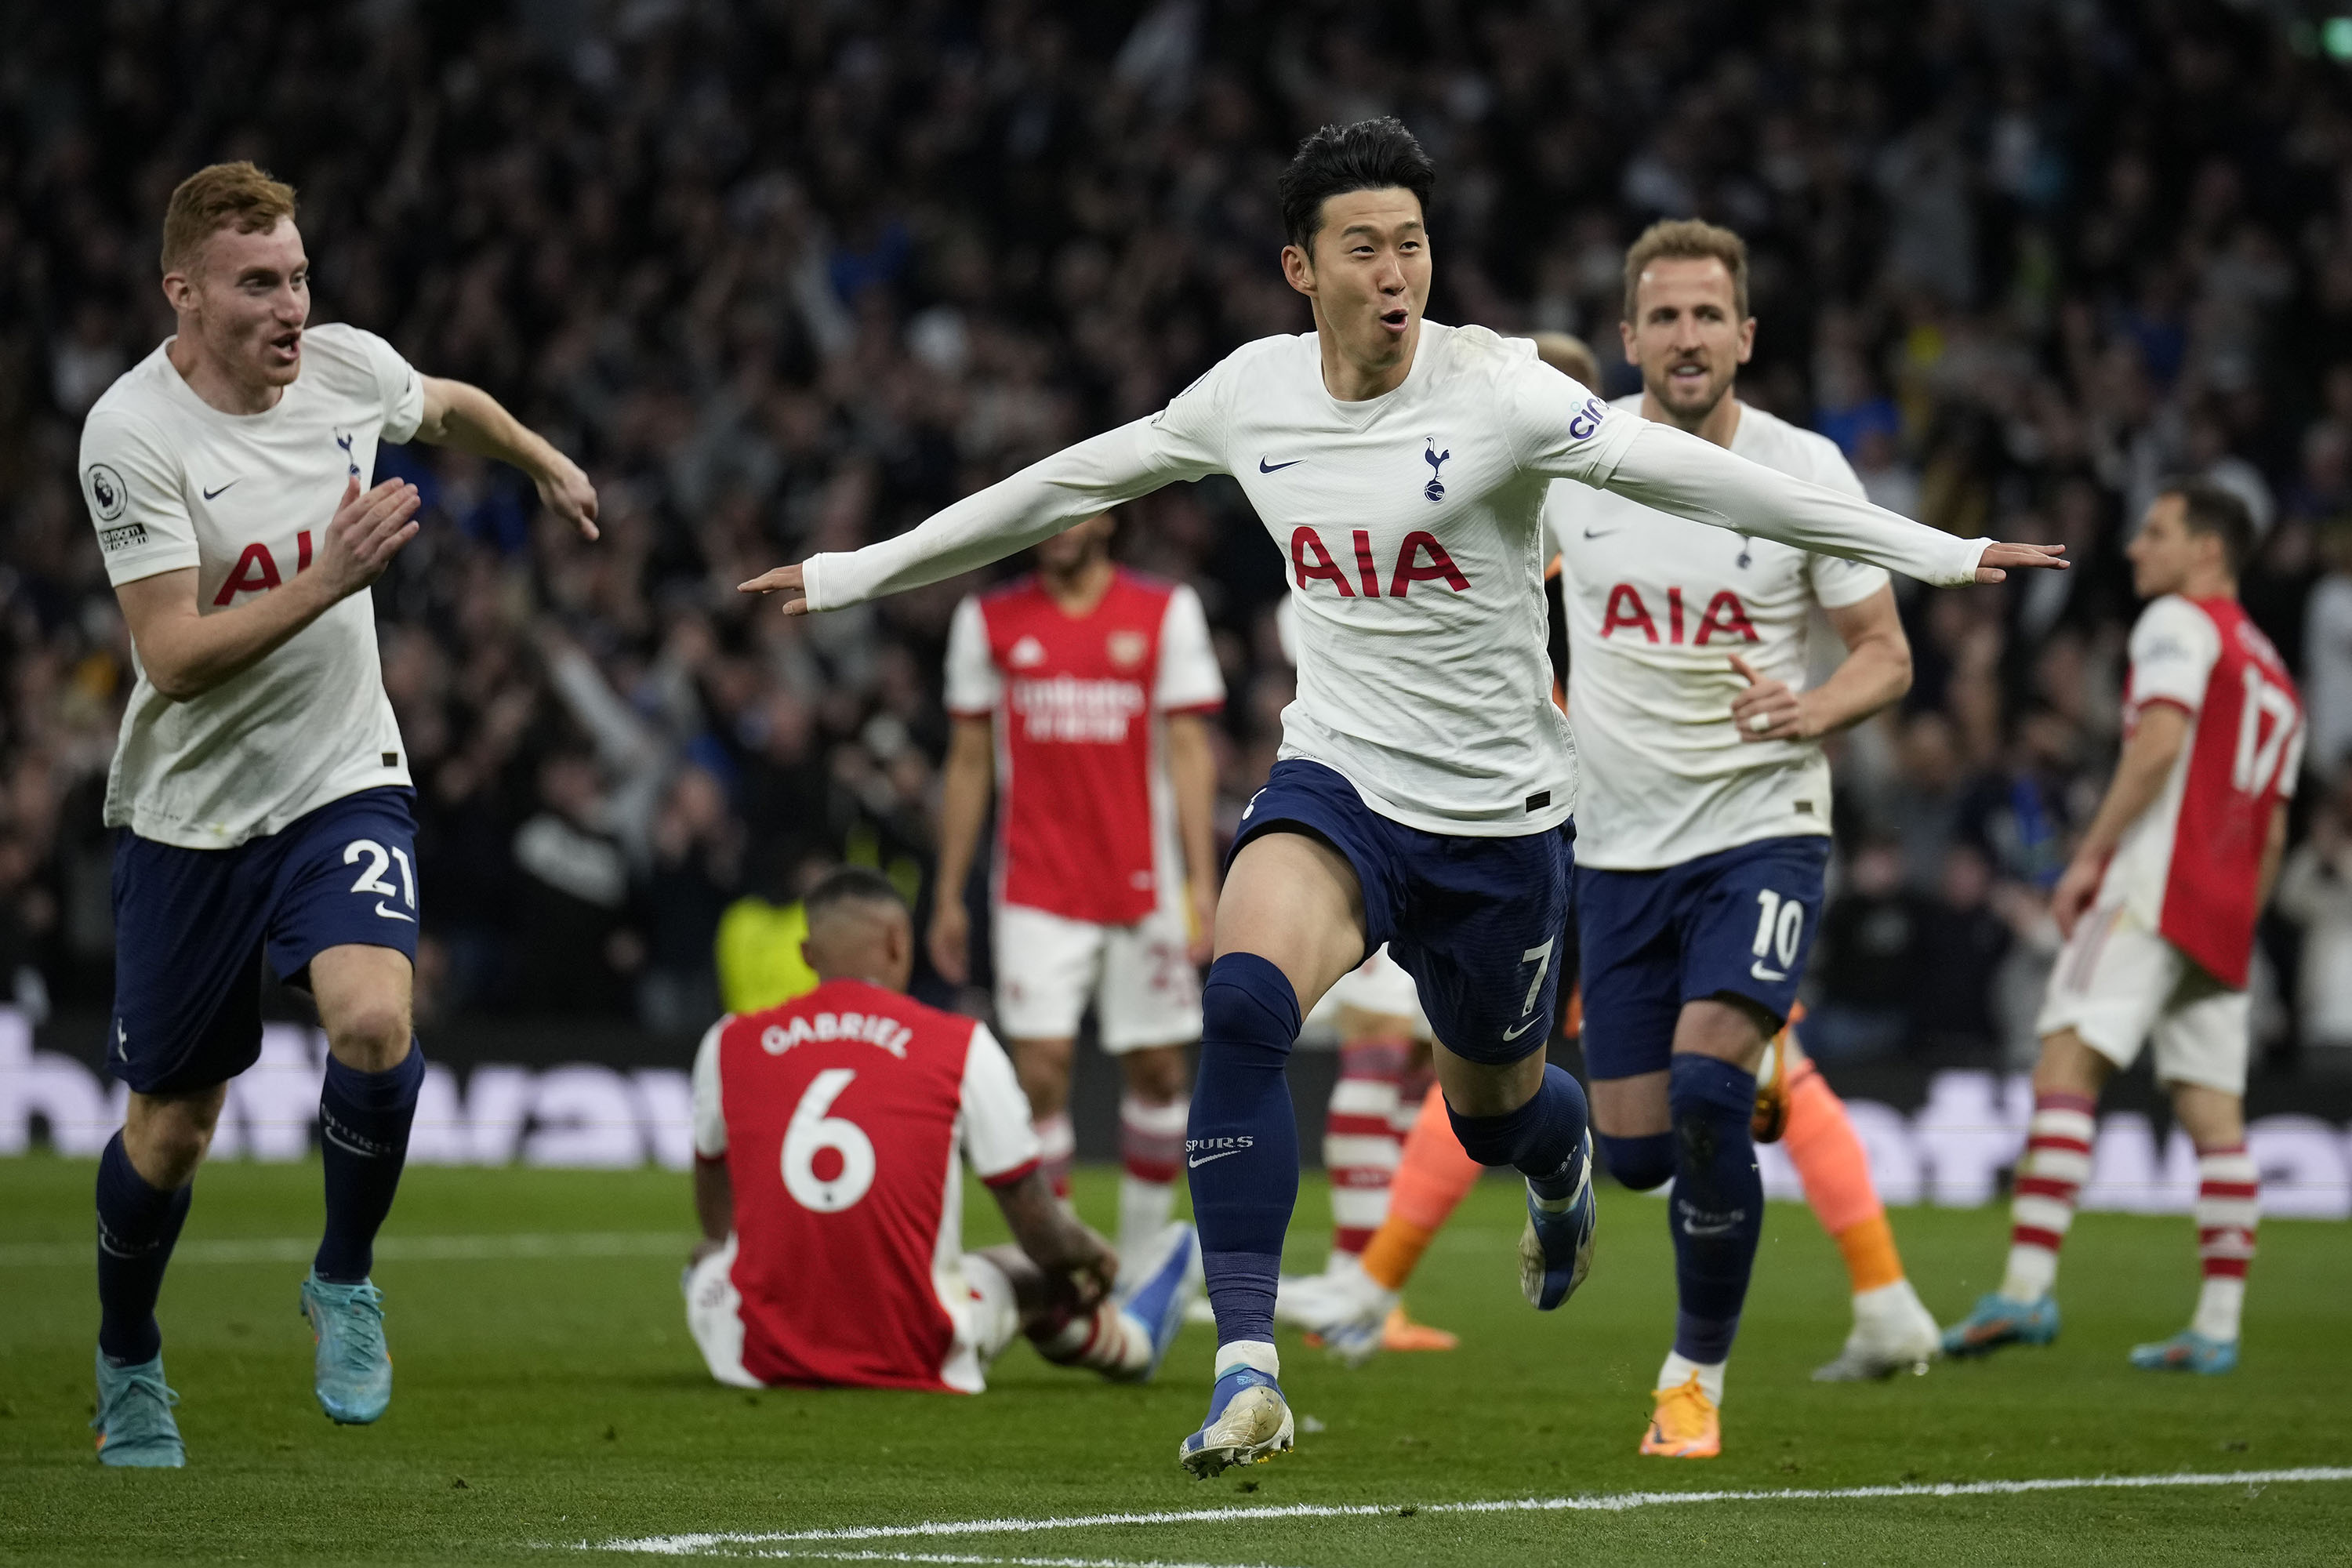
{"left": 1750, "top": 889, "right": 1804, "bottom": 982}
{"left": 346, "top": 837, "right": 417, "bottom": 924}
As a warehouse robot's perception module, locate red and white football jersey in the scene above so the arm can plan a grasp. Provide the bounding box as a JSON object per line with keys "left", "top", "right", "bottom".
{"left": 689, "top": 978, "right": 1040, "bottom": 1392}
{"left": 945, "top": 568, "right": 1223, "bottom": 926}
{"left": 2101, "top": 594, "right": 2304, "bottom": 988}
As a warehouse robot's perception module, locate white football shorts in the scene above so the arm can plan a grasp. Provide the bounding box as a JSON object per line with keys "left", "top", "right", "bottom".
{"left": 993, "top": 899, "right": 1201, "bottom": 1051}
{"left": 684, "top": 1237, "right": 1022, "bottom": 1391}
{"left": 2034, "top": 903, "right": 2249, "bottom": 1094}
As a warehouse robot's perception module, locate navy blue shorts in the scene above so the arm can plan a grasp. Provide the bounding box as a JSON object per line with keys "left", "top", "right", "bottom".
{"left": 1575, "top": 835, "right": 1829, "bottom": 1082}
{"left": 108, "top": 788, "right": 421, "bottom": 1094}
{"left": 1232, "top": 760, "right": 1571, "bottom": 1065}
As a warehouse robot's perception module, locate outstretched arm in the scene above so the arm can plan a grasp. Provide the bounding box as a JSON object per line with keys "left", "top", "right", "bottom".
{"left": 1601, "top": 422, "right": 2063, "bottom": 586}
{"left": 414, "top": 376, "right": 599, "bottom": 541}
{"left": 743, "top": 383, "right": 1229, "bottom": 614}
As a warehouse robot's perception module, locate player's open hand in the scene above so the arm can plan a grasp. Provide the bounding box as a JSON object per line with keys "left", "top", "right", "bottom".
{"left": 535, "top": 452, "right": 600, "bottom": 542}
{"left": 739, "top": 563, "right": 811, "bottom": 615}
{"left": 1973, "top": 542, "right": 2067, "bottom": 583}
{"left": 927, "top": 900, "right": 971, "bottom": 986}
{"left": 1728, "top": 653, "right": 1811, "bottom": 743}
{"left": 315, "top": 477, "right": 422, "bottom": 601}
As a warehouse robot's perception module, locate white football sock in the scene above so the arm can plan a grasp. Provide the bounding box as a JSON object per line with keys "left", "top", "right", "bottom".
{"left": 1657, "top": 1349, "right": 1726, "bottom": 1405}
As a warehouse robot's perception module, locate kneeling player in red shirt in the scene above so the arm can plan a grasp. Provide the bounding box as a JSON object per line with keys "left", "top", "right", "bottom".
{"left": 684, "top": 868, "right": 1200, "bottom": 1392}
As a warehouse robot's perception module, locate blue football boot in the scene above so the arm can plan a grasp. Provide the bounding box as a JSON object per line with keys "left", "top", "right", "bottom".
{"left": 92, "top": 1348, "right": 185, "bottom": 1468}
{"left": 1114, "top": 1223, "right": 1201, "bottom": 1384}
{"left": 1940, "top": 1291, "right": 2060, "bottom": 1359}
{"left": 2129, "top": 1329, "right": 2238, "bottom": 1374}
{"left": 1177, "top": 1364, "right": 1294, "bottom": 1477}
{"left": 1519, "top": 1131, "right": 1597, "bottom": 1310}
{"left": 299, "top": 1272, "right": 391, "bottom": 1424}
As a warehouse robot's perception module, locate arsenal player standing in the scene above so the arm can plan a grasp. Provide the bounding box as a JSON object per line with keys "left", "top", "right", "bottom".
{"left": 930, "top": 511, "right": 1225, "bottom": 1283}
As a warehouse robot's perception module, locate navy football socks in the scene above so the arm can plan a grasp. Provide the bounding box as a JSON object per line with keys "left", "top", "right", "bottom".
{"left": 1667, "top": 1053, "right": 1763, "bottom": 1364}
{"left": 314, "top": 1042, "right": 426, "bottom": 1283}
{"left": 1599, "top": 1130, "right": 1677, "bottom": 1192}
{"left": 96, "top": 1131, "right": 192, "bottom": 1367}
{"left": 1445, "top": 1062, "right": 1592, "bottom": 1200}
{"left": 1186, "top": 954, "right": 1301, "bottom": 1348}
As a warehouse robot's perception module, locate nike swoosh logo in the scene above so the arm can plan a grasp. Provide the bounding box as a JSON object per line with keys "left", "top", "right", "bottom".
{"left": 1187, "top": 1149, "right": 1247, "bottom": 1168}
{"left": 373, "top": 903, "right": 416, "bottom": 923}
{"left": 202, "top": 481, "right": 239, "bottom": 501}
{"left": 1501, "top": 1014, "right": 1543, "bottom": 1040}
{"left": 1749, "top": 962, "right": 1786, "bottom": 982}
{"left": 1258, "top": 457, "right": 1304, "bottom": 473}
{"left": 1581, "top": 528, "right": 1615, "bottom": 539}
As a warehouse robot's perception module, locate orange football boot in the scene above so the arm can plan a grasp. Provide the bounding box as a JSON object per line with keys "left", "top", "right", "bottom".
{"left": 1639, "top": 1374, "right": 1722, "bottom": 1458}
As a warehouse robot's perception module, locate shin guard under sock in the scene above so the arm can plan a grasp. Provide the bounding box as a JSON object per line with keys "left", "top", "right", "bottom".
{"left": 96, "top": 1132, "right": 192, "bottom": 1366}
{"left": 1187, "top": 953, "right": 1301, "bottom": 1348}
{"left": 1668, "top": 1054, "right": 1762, "bottom": 1365}
{"left": 315, "top": 1042, "right": 426, "bottom": 1283}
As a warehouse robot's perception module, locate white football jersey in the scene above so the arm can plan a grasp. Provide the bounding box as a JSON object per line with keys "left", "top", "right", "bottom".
{"left": 801, "top": 322, "right": 1989, "bottom": 838}
{"left": 78, "top": 325, "right": 423, "bottom": 848}
{"left": 1548, "top": 399, "right": 1887, "bottom": 869}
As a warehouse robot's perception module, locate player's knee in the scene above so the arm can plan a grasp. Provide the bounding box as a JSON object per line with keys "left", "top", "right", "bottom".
{"left": 127, "top": 1106, "right": 217, "bottom": 1187}
{"left": 1598, "top": 1131, "right": 1675, "bottom": 1191}
{"left": 1666, "top": 1054, "right": 1755, "bottom": 1190}
{"left": 326, "top": 1002, "right": 413, "bottom": 1073}
{"left": 1200, "top": 953, "right": 1301, "bottom": 1064}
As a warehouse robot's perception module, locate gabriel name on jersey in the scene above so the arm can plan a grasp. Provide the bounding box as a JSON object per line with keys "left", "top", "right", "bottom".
{"left": 1548, "top": 397, "right": 1889, "bottom": 870}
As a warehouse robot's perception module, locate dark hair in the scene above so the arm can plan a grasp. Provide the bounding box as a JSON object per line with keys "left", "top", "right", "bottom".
{"left": 803, "top": 865, "right": 906, "bottom": 924}
{"left": 2158, "top": 477, "right": 2255, "bottom": 575}
{"left": 1278, "top": 118, "right": 1436, "bottom": 252}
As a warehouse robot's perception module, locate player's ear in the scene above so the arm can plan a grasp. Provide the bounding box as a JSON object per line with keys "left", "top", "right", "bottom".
{"left": 1281, "top": 243, "right": 1315, "bottom": 298}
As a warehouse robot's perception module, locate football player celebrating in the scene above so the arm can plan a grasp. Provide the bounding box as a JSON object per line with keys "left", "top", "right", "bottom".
{"left": 1548, "top": 221, "right": 1944, "bottom": 1455}
{"left": 1943, "top": 481, "right": 2299, "bottom": 1375}
{"left": 932, "top": 510, "right": 1223, "bottom": 1283}
{"left": 79, "top": 162, "right": 598, "bottom": 1465}
{"left": 1299, "top": 256, "right": 1947, "bottom": 1427}
{"left": 686, "top": 869, "right": 1200, "bottom": 1392}
{"left": 743, "top": 118, "right": 2063, "bottom": 1475}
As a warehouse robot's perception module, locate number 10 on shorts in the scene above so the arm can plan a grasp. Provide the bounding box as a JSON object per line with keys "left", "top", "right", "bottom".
{"left": 1750, "top": 889, "right": 1803, "bottom": 982}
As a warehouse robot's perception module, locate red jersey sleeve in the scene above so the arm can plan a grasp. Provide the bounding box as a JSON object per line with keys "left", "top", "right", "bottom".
{"left": 958, "top": 1023, "right": 1043, "bottom": 1186}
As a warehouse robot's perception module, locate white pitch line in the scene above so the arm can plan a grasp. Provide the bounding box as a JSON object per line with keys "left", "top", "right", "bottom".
{"left": 0, "top": 1230, "right": 688, "bottom": 1269}
{"left": 714, "top": 1552, "right": 1305, "bottom": 1567}
{"left": 594, "top": 1467, "right": 2352, "bottom": 1555}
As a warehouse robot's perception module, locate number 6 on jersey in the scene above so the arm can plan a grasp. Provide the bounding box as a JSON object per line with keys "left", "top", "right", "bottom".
{"left": 782, "top": 1068, "right": 876, "bottom": 1212}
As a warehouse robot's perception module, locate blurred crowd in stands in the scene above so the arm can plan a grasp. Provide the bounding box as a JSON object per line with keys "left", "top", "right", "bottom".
{"left": 4, "top": 0, "right": 2352, "bottom": 1072}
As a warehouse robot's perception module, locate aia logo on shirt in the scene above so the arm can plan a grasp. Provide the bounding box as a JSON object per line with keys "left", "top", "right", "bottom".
{"left": 1599, "top": 583, "right": 1758, "bottom": 644}
{"left": 212, "top": 533, "right": 315, "bottom": 605}
{"left": 1290, "top": 526, "right": 1469, "bottom": 598}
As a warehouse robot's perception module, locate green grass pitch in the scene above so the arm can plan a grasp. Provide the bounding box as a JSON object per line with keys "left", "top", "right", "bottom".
{"left": 3, "top": 1153, "right": 2348, "bottom": 1565}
